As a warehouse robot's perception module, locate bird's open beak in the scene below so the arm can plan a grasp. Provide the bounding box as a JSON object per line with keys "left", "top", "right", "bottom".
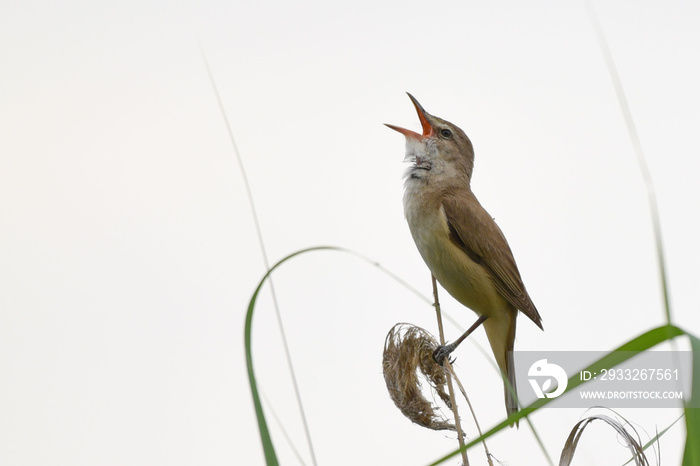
{"left": 385, "top": 93, "right": 434, "bottom": 140}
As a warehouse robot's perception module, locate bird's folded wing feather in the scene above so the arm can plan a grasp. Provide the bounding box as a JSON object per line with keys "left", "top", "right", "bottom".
{"left": 442, "top": 194, "right": 543, "bottom": 328}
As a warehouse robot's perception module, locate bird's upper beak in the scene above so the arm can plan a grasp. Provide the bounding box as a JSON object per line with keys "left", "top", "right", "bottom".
{"left": 385, "top": 93, "right": 434, "bottom": 140}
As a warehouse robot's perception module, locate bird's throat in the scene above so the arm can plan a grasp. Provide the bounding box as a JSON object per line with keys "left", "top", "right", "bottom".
{"left": 403, "top": 138, "right": 433, "bottom": 178}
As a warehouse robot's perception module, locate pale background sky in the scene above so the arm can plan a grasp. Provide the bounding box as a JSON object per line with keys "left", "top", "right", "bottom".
{"left": 1, "top": 1, "right": 699, "bottom": 465}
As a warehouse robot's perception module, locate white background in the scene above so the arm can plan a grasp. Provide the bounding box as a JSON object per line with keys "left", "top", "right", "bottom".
{"left": 1, "top": 1, "right": 699, "bottom": 464}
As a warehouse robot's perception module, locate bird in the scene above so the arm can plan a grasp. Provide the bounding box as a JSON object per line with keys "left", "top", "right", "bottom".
{"left": 386, "top": 93, "right": 543, "bottom": 423}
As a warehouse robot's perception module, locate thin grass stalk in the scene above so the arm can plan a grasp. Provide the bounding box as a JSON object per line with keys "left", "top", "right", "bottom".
{"left": 621, "top": 414, "right": 684, "bottom": 466}
{"left": 245, "top": 248, "right": 335, "bottom": 465}
{"left": 442, "top": 361, "right": 493, "bottom": 466}
{"left": 523, "top": 415, "right": 556, "bottom": 466}
{"left": 583, "top": 0, "right": 672, "bottom": 324}
{"left": 431, "top": 275, "right": 469, "bottom": 466}
{"left": 428, "top": 273, "right": 554, "bottom": 465}
{"left": 199, "top": 46, "right": 317, "bottom": 465}
{"left": 261, "top": 390, "right": 308, "bottom": 466}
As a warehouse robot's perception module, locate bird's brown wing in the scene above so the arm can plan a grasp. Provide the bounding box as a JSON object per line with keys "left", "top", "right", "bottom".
{"left": 442, "top": 193, "right": 543, "bottom": 328}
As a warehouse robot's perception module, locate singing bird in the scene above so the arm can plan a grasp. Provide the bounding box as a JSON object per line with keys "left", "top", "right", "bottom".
{"left": 386, "top": 93, "right": 543, "bottom": 422}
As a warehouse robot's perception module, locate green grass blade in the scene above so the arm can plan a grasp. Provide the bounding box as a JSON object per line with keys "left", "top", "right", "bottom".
{"left": 682, "top": 332, "right": 700, "bottom": 465}
{"left": 428, "top": 324, "right": 686, "bottom": 465}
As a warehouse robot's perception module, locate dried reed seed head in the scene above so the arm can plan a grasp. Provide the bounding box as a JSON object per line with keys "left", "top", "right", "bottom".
{"left": 382, "top": 323, "right": 455, "bottom": 431}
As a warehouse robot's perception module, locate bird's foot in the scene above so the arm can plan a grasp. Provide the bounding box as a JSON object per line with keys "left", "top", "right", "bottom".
{"left": 432, "top": 344, "right": 455, "bottom": 366}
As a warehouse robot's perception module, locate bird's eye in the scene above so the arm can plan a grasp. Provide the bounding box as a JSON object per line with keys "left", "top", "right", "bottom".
{"left": 440, "top": 128, "right": 452, "bottom": 139}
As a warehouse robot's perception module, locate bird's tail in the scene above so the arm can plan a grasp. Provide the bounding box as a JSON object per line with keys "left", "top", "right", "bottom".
{"left": 483, "top": 309, "right": 519, "bottom": 427}
{"left": 505, "top": 343, "right": 518, "bottom": 425}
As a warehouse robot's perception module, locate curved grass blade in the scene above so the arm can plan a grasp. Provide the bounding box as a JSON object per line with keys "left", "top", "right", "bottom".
{"left": 245, "top": 246, "right": 337, "bottom": 465}
{"left": 244, "top": 245, "right": 435, "bottom": 463}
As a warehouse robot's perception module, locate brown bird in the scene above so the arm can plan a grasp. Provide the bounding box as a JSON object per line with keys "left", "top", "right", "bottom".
{"left": 386, "top": 93, "right": 543, "bottom": 422}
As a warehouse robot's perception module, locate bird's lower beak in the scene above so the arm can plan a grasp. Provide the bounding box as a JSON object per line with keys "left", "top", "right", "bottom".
{"left": 385, "top": 93, "right": 434, "bottom": 140}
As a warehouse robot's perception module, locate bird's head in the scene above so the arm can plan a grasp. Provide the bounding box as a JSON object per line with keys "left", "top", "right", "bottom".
{"left": 386, "top": 93, "right": 474, "bottom": 183}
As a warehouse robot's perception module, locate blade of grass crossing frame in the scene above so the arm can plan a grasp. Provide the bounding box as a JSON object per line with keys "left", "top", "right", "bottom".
{"left": 428, "top": 325, "right": 687, "bottom": 465}
{"left": 682, "top": 333, "right": 700, "bottom": 466}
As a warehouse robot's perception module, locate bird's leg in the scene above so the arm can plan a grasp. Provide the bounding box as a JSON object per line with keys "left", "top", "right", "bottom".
{"left": 433, "top": 315, "right": 489, "bottom": 365}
